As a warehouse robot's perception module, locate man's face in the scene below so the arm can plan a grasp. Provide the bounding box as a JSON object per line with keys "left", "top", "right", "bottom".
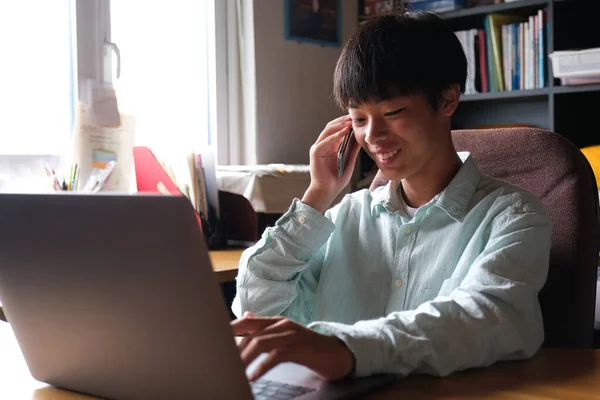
{"left": 348, "top": 91, "right": 455, "bottom": 182}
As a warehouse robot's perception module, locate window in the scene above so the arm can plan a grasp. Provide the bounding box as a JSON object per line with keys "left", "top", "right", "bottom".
{"left": 109, "top": 0, "right": 212, "bottom": 156}
{"left": 0, "top": 0, "right": 75, "bottom": 155}
{"left": 0, "top": 0, "right": 221, "bottom": 160}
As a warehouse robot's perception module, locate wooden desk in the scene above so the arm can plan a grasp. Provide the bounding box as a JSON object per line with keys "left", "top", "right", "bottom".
{"left": 210, "top": 248, "right": 243, "bottom": 283}
{"left": 1, "top": 319, "right": 599, "bottom": 399}
{"left": 371, "top": 349, "right": 600, "bottom": 399}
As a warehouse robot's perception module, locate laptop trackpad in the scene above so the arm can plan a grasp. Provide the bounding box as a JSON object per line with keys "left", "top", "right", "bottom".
{"left": 246, "top": 354, "right": 399, "bottom": 399}
{"left": 246, "top": 353, "right": 325, "bottom": 390}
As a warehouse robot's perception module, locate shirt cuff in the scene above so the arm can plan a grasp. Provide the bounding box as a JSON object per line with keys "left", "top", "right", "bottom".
{"left": 308, "top": 319, "right": 389, "bottom": 378}
{"left": 274, "top": 198, "right": 335, "bottom": 252}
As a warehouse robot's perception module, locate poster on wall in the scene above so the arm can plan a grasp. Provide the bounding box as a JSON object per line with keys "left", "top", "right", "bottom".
{"left": 284, "top": 0, "right": 341, "bottom": 47}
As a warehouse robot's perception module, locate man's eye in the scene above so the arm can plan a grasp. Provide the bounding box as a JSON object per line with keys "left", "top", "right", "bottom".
{"left": 352, "top": 118, "right": 365, "bottom": 124}
{"left": 385, "top": 108, "right": 404, "bottom": 117}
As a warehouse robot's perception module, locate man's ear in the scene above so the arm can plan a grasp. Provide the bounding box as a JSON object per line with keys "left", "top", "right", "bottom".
{"left": 439, "top": 84, "right": 461, "bottom": 117}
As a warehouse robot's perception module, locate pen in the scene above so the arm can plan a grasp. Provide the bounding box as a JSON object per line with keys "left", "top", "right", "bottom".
{"left": 67, "top": 164, "right": 74, "bottom": 191}
{"left": 44, "top": 165, "right": 63, "bottom": 191}
{"left": 71, "top": 164, "right": 78, "bottom": 192}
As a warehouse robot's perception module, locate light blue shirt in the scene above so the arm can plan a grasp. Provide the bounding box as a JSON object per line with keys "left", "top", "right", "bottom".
{"left": 232, "top": 153, "right": 552, "bottom": 378}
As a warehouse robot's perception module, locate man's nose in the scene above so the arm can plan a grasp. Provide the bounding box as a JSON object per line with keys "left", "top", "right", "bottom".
{"left": 364, "top": 119, "right": 389, "bottom": 146}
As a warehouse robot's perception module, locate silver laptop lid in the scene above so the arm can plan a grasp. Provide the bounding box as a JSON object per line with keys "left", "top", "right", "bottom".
{"left": 0, "top": 193, "right": 252, "bottom": 400}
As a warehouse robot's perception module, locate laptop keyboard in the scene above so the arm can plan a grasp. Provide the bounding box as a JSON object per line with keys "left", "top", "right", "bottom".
{"left": 251, "top": 378, "right": 315, "bottom": 399}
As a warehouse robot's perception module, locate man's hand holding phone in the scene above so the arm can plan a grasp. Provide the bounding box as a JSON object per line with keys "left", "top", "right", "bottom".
{"left": 301, "top": 115, "right": 361, "bottom": 213}
{"left": 337, "top": 127, "right": 355, "bottom": 178}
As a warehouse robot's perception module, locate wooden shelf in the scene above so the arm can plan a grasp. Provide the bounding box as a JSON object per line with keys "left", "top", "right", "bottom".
{"left": 461, "top": 87, "right": 550, "bottom": 102}
{"left": 440, "top": 0, "right": 551, "bottom": 19}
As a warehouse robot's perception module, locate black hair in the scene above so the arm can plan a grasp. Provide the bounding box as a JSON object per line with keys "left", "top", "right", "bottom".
{"left": 333, "top": 10, "right": 467, "bottom": 111}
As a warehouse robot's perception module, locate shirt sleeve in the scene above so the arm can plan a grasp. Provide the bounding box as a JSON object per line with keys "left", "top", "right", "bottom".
{"left": 309, "top": 204, "right": 552, "bottom": 378}
{"left": 231, "top": 198, "right": 336, "bottom": 323}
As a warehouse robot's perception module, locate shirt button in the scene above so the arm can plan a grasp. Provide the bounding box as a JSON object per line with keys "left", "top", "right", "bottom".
{"left": 298, "top": 216, "right": 306, "bottom": 224}
{"left": 394, "top": 279, "right": 403, "bottom": 287}
{"left": 404, "top": 226, "right": 412, "bottom": 234}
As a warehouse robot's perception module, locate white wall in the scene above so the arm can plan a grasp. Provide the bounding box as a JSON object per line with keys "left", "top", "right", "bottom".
{"left": 252, "top": 0, "right": 357, "bottom": 164}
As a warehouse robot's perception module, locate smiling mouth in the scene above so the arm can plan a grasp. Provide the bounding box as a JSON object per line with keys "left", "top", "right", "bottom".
{"left": 375, "top": 150, "right": 399, "bottom": 162}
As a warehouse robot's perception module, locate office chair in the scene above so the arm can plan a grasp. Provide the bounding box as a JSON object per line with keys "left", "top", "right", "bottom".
{"left": 370, "top": 127, "right": 599, "bottom": 348}
{"left": 219, "top": 190, "right": 260, "bottom": 244}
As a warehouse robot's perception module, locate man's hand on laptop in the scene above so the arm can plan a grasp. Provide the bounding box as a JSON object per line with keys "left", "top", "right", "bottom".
{"left": 231, "top": 312, "right": 354, "bottom": 382}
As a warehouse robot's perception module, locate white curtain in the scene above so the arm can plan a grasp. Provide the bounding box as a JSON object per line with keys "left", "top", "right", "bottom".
{"left": 218, "top": 0, "right": 258, "bottom": 166}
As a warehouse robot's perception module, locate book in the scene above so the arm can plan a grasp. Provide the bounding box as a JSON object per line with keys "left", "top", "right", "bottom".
{"left": 455, "top": 29, "right": 479, "bottom": 94}
{"left": 133, "top": 146, "right": 204, "bottom": 235}
{"left": 477, "top": 29, "right": 489, "bottom": 92}
{"left": 485, "top": 13, "right": 525, "bottom": 92}
{"left": 194, "top": 154, "right": 209, "bottom": 221}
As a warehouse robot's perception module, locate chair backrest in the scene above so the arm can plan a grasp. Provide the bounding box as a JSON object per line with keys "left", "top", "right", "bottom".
{"left": 369, "top": 127, "right": 599, "bottom": 348}
{"left": 219, "top": 190, "right": 259, "bottom": 243}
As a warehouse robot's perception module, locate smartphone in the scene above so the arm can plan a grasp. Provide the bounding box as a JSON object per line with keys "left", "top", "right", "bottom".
{"left": 337, "top": 128, "right": 355, "bottom": 177}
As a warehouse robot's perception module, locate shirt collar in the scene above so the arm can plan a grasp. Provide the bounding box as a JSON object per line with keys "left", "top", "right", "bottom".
{"left": 370, "top": 152, "right": 481, "bottom": 222}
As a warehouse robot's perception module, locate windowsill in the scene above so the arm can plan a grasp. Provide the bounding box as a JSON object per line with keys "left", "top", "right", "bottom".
{"left": 0, "top": 154, "right": 63, "bottom": 193}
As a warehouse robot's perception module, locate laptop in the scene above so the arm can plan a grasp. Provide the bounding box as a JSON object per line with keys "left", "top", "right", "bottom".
{"left": 0, "top": 193, "right": 397, "bottom": 399}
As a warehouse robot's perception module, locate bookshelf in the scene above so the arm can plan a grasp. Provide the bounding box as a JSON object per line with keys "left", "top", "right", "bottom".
{"left": 444, "top": 0, "right": 600, "bottom": 148}
{"left": 443, "top": 0, "right": 553, "bottom": 19}
{"left": 355, "top": 0, "right": 600, "bottom": 188}
{"left": 461, "top": 87, "right": 550, "bottom": 101}
{"left": 461, "top": 83, "right": 600, "bottom": 101}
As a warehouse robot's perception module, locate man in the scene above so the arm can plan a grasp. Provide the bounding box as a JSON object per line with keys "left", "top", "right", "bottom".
{"left": 231, "top": 10, "right": 552, "bottom": 383}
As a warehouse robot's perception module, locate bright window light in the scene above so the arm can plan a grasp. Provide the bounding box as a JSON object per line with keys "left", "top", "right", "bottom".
{"left": 110, "top": 0, "right": 211, "bottom": 156}
{"left": 0, "top": 0, "right": 74, "bottom": 155}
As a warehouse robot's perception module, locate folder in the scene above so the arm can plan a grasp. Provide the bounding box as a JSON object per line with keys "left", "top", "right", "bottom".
{"left": 133, "top": 146, "right": 203, "bottom": 235}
